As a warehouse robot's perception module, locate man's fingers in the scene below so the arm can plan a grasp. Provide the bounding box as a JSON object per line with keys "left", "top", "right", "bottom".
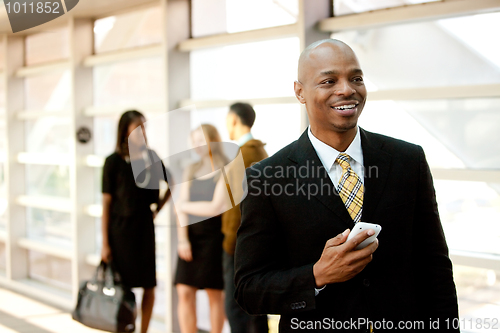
{"left": 349, "top": 238, "right": 379, "bottom": 263}
{"left": 326, "top": 229, "right": 350, "bottom": 248}
{"left": 345, "top": 229, "right": 376, "bottom": 251}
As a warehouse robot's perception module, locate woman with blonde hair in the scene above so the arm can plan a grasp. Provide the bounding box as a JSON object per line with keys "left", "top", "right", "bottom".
{"left": 174, "top": 124, "right": 227, "bottom": 333}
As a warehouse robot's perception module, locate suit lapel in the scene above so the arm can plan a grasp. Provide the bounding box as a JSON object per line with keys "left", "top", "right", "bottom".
{"left": 360, "top": 128, "right": 392, "bottom": 222}
{"left": 288, "top": 130, "right": 354, "bottom": 229}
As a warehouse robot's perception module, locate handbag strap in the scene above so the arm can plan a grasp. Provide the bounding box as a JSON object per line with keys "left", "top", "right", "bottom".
{"left": 91, "top": 261, "right": 107, "bottom": 284}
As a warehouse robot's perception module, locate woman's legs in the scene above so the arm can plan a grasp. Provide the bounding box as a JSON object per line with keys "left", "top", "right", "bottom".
{"left": 206, "top": 288, "right": 225, "bottom": 333}
{"left": 177, "top": 284, "right": 198, "bottom": 333}
{"left": 141, "top": 287, "right": 155, "bottom": 333}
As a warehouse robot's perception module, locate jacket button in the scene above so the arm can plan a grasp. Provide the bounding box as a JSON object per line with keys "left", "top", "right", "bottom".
{"left": 363, "top": 279, "right": 370, "bottom": 287}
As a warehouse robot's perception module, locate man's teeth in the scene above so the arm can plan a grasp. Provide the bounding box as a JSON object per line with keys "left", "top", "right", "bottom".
{"left": 333, "top": 104, "right": 356, "bottom": 110}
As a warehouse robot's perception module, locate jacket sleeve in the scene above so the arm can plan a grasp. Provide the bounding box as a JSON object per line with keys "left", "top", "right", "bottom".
{"left": 234, "top": 166, "right": 317, "bottom": 315}
{"left": 413, "top": 146, "right": 460, "bottom": 330}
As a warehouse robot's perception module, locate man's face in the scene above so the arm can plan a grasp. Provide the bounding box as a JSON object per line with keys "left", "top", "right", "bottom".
{"left": 295, "top": 43, "right": 367, "bottom": 133}
{"left": 226, "top": 112, "right": 237, "bottom": 141}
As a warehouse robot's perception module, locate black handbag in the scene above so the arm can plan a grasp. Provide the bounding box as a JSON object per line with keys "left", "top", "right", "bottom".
{"left": 72, "top": 261, "right": 137, "bottom": 332}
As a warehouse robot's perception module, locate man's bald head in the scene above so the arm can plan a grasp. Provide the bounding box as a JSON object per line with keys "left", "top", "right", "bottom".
{"left": 298, "top": 39, "right": 357, "bottom": 83}
{"left": 293, "top": 39, "right": 367, "bottom": 141}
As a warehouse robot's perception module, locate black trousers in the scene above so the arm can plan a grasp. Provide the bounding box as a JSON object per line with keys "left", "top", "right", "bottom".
{"left": 223, "top": 252, "right": 269, "bottom": 333}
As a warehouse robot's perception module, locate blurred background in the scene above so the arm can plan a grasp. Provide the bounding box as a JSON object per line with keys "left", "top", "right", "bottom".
{"left": 0, "top": 0, "right": 499, "bottom": 332}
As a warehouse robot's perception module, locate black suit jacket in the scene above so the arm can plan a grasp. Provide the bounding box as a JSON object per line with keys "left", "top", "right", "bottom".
{"left": 234, "top": 128, "right": 459, "bottom": 332}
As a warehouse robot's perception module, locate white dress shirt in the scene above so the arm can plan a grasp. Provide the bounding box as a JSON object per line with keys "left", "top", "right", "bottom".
{"left": 307, "top": 126, "right": 364, "bottom": 188}
{"left": 307, "top": 126, "right": 364, "bottom": 295}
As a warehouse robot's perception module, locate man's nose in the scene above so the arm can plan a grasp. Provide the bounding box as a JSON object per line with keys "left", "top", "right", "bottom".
{"left": 335, "top": 80, "right": 355, "bottom": 96}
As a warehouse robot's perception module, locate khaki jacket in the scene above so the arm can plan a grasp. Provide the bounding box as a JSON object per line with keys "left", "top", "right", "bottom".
{"left": 222, "top": 139, "right": 268, "bottom": 255}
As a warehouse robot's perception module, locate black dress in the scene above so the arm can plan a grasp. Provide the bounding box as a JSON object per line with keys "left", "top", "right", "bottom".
{"left": 174, "top": 176, "right": 224, "bottom": 290}
{"left": 102, "top": 150, "right": 169, "bottom": 289}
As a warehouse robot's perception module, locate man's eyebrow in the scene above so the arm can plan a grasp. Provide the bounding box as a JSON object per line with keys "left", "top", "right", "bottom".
{"left": 320, "top": 70, "right": 339, "bottom": 76}
{"left": 319, "top": 68, "right": 364, "bottom": 76}
{"left": 351, "top": 68, "right": 364, "bottom": 75}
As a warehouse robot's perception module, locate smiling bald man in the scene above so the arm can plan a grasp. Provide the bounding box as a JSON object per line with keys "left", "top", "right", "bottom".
{"left": 234, "top": 40, "right": 459, "bottom": 332}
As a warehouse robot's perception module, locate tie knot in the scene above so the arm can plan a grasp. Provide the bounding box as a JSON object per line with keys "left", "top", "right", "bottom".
{"left": 336, "top": 153, "right": 352, "bottom": 170}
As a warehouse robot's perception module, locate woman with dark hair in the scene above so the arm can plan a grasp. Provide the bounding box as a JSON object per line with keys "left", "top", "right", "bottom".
{"left": 101, "top": 110, "right": 171, "bottom": 333}
{"left": 174, "top": 124, "right": 227, "bottom": 333}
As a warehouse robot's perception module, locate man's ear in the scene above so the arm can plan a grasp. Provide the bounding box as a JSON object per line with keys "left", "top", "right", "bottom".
{"left": 294, "top": 81, "right": 306, "bottom": 104}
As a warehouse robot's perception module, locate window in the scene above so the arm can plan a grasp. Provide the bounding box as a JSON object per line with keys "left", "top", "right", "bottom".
{"left": 453, "top": 266, "right": 500, "bottom": 323}
{"left": 25, "top": 118, "right": 71, "bottom": 154}
{"left": 25, "top": 28, "right": 69, "bottom": 66}
{"left": 190, "top": 37, "right": 300, "bottom": 100}
{"left": 28, "top": 251, "right": 72, "bottom": 291}
{"left": 333, "top": 0, "right": 441, "bottom": 17}
{"left": 93, "top": 58, "right": 163, "bottom": 107}
{"left": 332, "top": 13, "right": 500, "bottom": 89}
{"left": 94, "top": 7, "right": 162, "bottom": 54}
{"left": 437, "top": 179, "right": 500, "bottom": 256}
{"left": 24, "top": 71, "right": 71, "bottom": 111}
{"left": 0, "top": 243, "right": 6, "bottom": 272}
{"left": 225, "top": 0, "right": 298, "bottom": 33}
{"left": 27, "top": 208, "right": 72, "bottom": 245}
{"left": 192, "top": 0, "right": 298, "bottom": 37}
{"left": 26, "top": 164, "right": 70, "bottom": 197}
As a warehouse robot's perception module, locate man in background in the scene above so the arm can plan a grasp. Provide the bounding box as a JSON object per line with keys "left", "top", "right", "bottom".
{"left": 224, "top": 102, "right": 268, "bottom": 333}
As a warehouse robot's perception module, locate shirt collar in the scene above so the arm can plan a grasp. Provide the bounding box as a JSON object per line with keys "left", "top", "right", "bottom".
{"left": 237, "top": 132, "right": 253, "bottom": 147}
{"left": 307, "top": 126, "right": 363, "bottom": 170}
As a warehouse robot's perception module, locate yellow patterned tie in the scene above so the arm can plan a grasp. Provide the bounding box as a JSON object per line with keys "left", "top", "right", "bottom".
{"left": 336, "top": 153, "right": 364, "bottom": 223}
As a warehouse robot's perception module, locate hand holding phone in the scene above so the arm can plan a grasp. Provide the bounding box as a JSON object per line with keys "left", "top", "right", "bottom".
{"left": 346, "top": 222, "right": 381, "bottom": 250}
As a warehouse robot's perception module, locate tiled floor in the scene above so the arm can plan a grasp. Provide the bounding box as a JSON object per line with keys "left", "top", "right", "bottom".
{"left": 0, "top": 288, "right": 102, "bottom": 333}
{"left": 0, "top": 287, "right": 172, "bottom": 333}
{"left": 1, "top": 277, "right": 499, "bottom": 333}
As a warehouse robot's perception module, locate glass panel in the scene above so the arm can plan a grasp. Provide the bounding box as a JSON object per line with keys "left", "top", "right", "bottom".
{"left": 454, "top": 265, "right": 500, "bottom": 332}
{"left": 24, "top": 70, "right": 71, "bottom": 111}
{"left": 0, "top": 243, "right": 6, "bottom": 270}
{"left": 397, "top": 98, "right": 500, "bottom": 169}
{"left": 225, "top": 0, "right": 298, "bottom": 33}
{"left": 93, "top": 57, "right": 163, "bottom": 107}
{"left": 27, "top": 207, "right": 72, "bottom": 245}
{"left": 94, "top": 115, "right": 120, "bottom": 157}
{"left": 95, "top": 217, "right": 102, "bottom": 254}
{"left": 0, "top": 39, "right": 4, "bottom": 71}
{"left": 332, "top": 13, "right": 500, "bottom": 89}
{"left": 190, "top": 37, "right": 300, "bottom": 100}
{"left": 0, "top": 198, "right": 6, "bottom": 231}
{"left": 333, "top": 0, "right": 441, "bottom": 17}
{"left": 192, "top": 0, "right": 298, "bottom": 37}
{"left": 189, "top": 104, "right": 301, "bottom": 157}
{"left": 94, "top": 6, "right": 162, "bottom": 54}
{"left": 0, "top": 122, "right": 6, "bottom": 153}
{"left": 25, "top": 28, "right": 69, "bottom": 66}
{"left": 26, "top": 164, "right": 70, "bottom": 197}
{"left": 0, "top": 77, "right": 5, "bottom": 109}
{"left": 358, "top": 100, "right": 465, "bottom": 169}
{"left": 253, "top": 104, "right": 302, "bottom": 156}
{"left": 0, "top": 157, "right": 5, "bottom": 196}
{"left": 153, "top": 280, "right": 166, "bottom": 319}
{"left": 28, "top": 251, "right": 72, "bottom": 291}
{"left": 26, "top": 117, "right": 71, "bottom": 154}
{"left": 94, "top": 168, "right": 103, "bottom": 206}
{"left": 436, "top": 13, "right": 500, "bottom": 69}
{"left": 436, "top": 180, "right": 500, "bottom": 255}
